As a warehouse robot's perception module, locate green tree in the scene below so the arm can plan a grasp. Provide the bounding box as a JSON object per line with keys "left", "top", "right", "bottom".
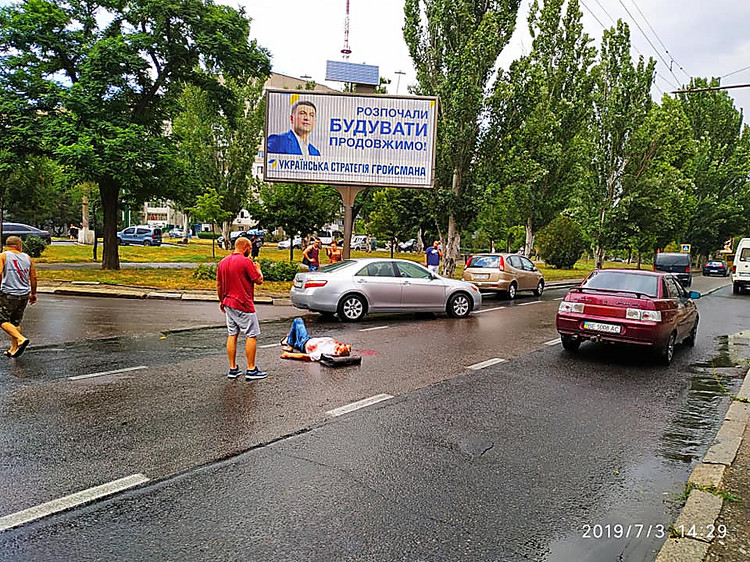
{"left": 188, "top": 188, "right": 232, "bottom": 259}
{"left": 253, "top": 183, "right": 340, "bottom": 262}
{"left": 403, "top": 0, "right": 521, "bottom": 277}
{"left": 482, "top": 0, "right": 595, "bottom": 256}
{"left": 368, "top": 189, "right": 411, "bottom": 258}
{"left": 678, "top": 78, "right": 750, "bottom": 258}
{"left": 582, "top": 20, "right": 655, "bottom": 268}
{"left": 0, "top": 0, "right": 270, "bottom": 269}
{"left": 172, "top": 76, "right": 266, "bottom": 245}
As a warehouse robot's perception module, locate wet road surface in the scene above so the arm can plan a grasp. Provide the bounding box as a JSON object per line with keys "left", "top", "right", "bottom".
{"left": 0, "top": 276, "right": 746, "bottom": 560}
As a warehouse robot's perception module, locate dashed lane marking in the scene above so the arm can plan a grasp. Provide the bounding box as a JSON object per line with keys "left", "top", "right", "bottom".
{"left": 467, "top": 358, "right": 508, "bottom": 370}
{"left": 544, "top": 338, "right": 562, "bottom": 346}
{"left": 69, "top": 366, "right": 148, "bottom": 381}
{"left": 473, "top": 306, "right": 506, "bottom": 314}
{"left": 359, "top": 326, "right": 390, "bottom": 332}
{"left": 326, "top": 394, "right": 394, "bottom": 417}
{"left": 0, "top": 474, "right": 150, "bottom": 531}
{"left": 259, "top": 343, "right": 279, "bottom": 349}
{"left": 518, "top": 301, "right": 543, "bottom": 306}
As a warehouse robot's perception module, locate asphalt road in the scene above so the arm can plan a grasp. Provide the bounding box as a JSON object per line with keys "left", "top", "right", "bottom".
{"left": 0, "top": 275, "right": 746, "bottom": 561}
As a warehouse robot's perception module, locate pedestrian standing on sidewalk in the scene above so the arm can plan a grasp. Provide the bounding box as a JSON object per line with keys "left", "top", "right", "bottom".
{"left": 424, "top": 240, "right": 443, "bottom": 275}
{"left": 216, "top": 237, "right": 267, "bottom": 380}
{"left": 0, "top": 236, "right": 37, "bottom": 358}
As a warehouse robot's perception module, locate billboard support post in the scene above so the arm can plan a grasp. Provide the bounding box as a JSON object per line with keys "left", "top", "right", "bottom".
{"left": 336, "top": 185, "right": 366, "bottom": 260}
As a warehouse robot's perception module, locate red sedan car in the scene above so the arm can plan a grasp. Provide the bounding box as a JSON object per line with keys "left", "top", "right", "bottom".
{"left": 556, "top": 269, "right": 700, "bottom": 365}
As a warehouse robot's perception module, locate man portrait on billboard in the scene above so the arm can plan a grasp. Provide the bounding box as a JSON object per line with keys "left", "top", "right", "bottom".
{"left": 267, "top": 100, "right": 321, "bottom": 156}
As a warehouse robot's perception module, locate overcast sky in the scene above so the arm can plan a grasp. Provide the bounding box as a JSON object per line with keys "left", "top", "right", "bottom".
{"left": 237, "top": 0, "right": 750, "bottom": 121}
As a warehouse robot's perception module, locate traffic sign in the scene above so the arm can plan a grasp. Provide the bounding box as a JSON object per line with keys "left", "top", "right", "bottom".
{"left": 680, "top": 244, "right": 691, "bottom": 253}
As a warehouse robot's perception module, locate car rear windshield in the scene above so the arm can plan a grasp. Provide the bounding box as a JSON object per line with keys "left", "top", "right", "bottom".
{"left": 320, "top": 260, "right": 355, "bottom": 273}
{"left": 582, "top": 270, "right": 659, "bottom": 296}
{"left": 740, "top": 248, "right": 750, "bottom": 262}
{"left": 469, "top": 256, "right": 500, "bottom": 269}
{"left": 655, "top": 253, "right": 689, "bottom": 266}
{"left": 706, "top": 261, "right": 723, "bottom": 266}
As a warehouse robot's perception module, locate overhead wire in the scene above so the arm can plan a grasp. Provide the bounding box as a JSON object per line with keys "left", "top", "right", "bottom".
{"left": 625, "top": 0, "right": 691, "bottom": 79}
{"left": 722, "top": 64, "right": 750, "bottom": 80}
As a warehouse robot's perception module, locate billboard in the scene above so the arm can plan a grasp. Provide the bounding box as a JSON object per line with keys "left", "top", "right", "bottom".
{"left": 264, "top": 90, "right": 438, "bottom": 188}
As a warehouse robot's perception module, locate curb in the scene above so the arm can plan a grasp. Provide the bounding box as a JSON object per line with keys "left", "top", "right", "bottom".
{"left": 655, "top": 368, "right": 750, "bottom": 562}
{"left": 37, "top": 285, "right": 277, "bottom": 305}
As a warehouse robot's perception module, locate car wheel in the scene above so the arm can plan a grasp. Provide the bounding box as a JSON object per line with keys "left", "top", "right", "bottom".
{"left": 561, "top": 335, "right": 580, "bottom": 352}
{"left": 533, "top": 280, "right": 544, "bottom": 296}
{"left": 143, "top": 239, "right": 151, "bottom": 246}
{"left": 447, "top": 292, "right": 472, "bottom": 318}
{"left": 337, "top": 294, "right": 366, "bottom": 322}
{"left": 685, "top": 317, "right": 698, "bottom": 347}
{"left": 658, "top": 332, "right": 677, "bottom": 366}
{"left": 506, "top": 282, "right": 517, "bottom": 300}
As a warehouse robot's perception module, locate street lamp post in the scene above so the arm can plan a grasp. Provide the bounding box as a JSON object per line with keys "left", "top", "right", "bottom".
{"left": 394, "top": 70, "right": 406, "bottom": 94}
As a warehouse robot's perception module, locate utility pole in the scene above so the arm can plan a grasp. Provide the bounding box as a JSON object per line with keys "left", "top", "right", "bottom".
{"left": 394, "top": 70, "right": 406, "bottom": 94}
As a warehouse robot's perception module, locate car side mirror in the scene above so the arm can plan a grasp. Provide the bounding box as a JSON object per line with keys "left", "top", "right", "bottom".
{"left": 688, "top": 291, "right": 701, "bottom": 299}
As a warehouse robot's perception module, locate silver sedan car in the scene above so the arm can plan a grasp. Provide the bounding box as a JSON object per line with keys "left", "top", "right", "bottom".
{"left": 290, "top": 258, "right": 482, "bottom": 322}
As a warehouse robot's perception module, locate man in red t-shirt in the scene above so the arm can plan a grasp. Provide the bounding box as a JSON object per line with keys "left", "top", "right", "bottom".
{"left": 216, "top": 237, "right": 266, "bottom": 380}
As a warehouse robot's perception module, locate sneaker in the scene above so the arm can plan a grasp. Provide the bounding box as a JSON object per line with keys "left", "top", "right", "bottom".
{"left": 227, "top": 367, "right": 241, "bottom": 379}
{"left": 245, "top": 367, "right": 268, "bottom": 381}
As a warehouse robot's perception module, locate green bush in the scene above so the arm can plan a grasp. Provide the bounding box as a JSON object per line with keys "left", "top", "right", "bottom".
{"left": 192, "top": 263, "right": 217, "bottom": 280}
{"left": 191, "top": 259, "right": 299, "bottom": 283}
{"left": 23, "top": 236, "right": 48, "bottom": 258}
{"left": 536, "top": 216, "right": 586, "bottom": 269}
{"left": 257, "top": 258, "right": 299, "bottom": 282}
{"left": 197, "top": 232, "right": 220, "bottom": 240}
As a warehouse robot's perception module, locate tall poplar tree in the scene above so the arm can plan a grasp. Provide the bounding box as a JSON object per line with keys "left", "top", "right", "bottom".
{"left": 584, "top": 20, "right": 655, "bottom": 268}
{"left": 482, "top": 0, "right": 595, "bottom": 256}
{"left": 403, "top": 0, "right": 521, "bottom": 277}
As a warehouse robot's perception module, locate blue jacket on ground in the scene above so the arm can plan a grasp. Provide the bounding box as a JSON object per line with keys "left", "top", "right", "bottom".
{"left": 267, "top": 130, "right": 320, "bottom": 156}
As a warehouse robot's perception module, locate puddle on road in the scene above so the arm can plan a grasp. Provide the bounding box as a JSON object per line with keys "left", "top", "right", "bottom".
{"left": 546, "top": 333, "right": 748, "bottom": 562}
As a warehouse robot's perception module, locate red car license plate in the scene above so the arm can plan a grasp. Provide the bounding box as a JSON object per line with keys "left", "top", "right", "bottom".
{"left": 583, "top": 321, "right": 621, "bottom": 334}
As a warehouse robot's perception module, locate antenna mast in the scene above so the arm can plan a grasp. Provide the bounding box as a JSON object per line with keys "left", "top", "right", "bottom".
{"left": 341, "top": 0, "right": 351, "bottom": 60}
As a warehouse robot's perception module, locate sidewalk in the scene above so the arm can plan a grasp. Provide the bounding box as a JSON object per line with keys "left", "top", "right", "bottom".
{"left": 656, "top": 368, "right": 750, "bottom": 562}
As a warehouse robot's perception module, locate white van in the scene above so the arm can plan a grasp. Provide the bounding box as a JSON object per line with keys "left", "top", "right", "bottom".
{"left": 732, "top": 237, "right": 750, "bottom": 294}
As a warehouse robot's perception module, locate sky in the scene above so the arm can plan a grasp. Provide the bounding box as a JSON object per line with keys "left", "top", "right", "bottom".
{"left": 236, "top": 0, "right": 750, "bottom": 121}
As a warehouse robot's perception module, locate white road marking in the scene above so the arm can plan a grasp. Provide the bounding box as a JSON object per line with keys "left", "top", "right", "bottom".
{"left": 474, "top": 306, "right": 506, "bottom": 314}
{"left": 544, "top": 338, "right": 562, "bottom": 346}
{"left": 326, "top": 394, "right": 393, "bottom": 417}
{"left": 0, "top": 474, "right": 150, "bottom": 531}
{"left": 69, "top": 366, "right": 148, "bottom": 381}
{"left": 467, "top": 358, "right": 508, "bottom": 370}
{"left": 518, "top": 301, "right": 543, "bottom": 306}
{"left": 359, "top": 326, "right": 390, "bottom": 332}
{"left": 554, "top": 297, "right": 565, "bottom": 301}
{"left": 259, "top": 343, "right": 279, "bottom": 349}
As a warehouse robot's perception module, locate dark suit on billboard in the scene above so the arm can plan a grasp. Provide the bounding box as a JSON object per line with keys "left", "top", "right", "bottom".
{"left": 267, "top": 130, "right": 320, "bottom": 156}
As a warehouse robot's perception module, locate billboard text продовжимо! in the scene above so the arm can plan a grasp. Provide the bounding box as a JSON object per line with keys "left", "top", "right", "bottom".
{"left": 264, "top": 90, "right": 438, "bottom": 188}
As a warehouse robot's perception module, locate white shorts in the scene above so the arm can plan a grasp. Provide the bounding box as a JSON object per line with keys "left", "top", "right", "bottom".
{"left": 427, "top": 264, "right": 439, "bottom": 274}
{"left": 225, "top": 307, "right": 261, "bottom": 338}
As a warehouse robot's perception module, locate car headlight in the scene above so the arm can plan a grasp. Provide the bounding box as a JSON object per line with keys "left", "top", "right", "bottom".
{"left": 558, "top": 301, "right": 584, "bottom": 313}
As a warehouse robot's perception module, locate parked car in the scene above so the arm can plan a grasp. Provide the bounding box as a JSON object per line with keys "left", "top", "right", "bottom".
{"left": 556, "top": 269, "right": 700, "bottom": 365}
{"left": 1, "top": 222, "right": 52, "bottom": 245}
{"left": 732, "top": 237, "right": 750, "bottom": 294}
{"left": 702, "top": 259, "right": 729, "bottom": 277}
{"left": 653, "top": 252, "right": 692, "bottom": 287}
{"left": 350, "top": 235, "right": 369, "bottom": 252}
{"left": 290, "top": 258, "right": 482, "bottom": 321}
{"left": 277, "top": 236, "right": 303, "bottom": 250}
{"left": 217, "top": 229, "right": 264, "bottom": 250}
{"left": 168, "top": 228, "right": 192, "bottom": 239}
{"left": 397, "top": 238, "right": 417, "bottom": 252}
{"left": 462, "top": 253, "right": 545, "bottom": 299}
{"left": 117, "top": 225, "right": 162, "bottom": 246}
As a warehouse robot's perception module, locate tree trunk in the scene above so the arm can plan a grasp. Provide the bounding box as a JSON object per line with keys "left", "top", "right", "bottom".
{"left": 416, "top": 228, "right": 424, "bottom": 254}
{"left": 289, "top": 243, "right": 294, "bottom": 263}
{"left": 524, "top": 216, "right": 534, "bottom": 257}
{"left": 221, "top": 221, "right": 231, "bottom": 250}
{"left": 636, "top": 251, "right": 642, "bottom": 269}
{"left": 182, "top": 213, "right": 190, "bottom": 244}
{"left": 442, "top": 167, "right": 462, "bottom": 278}
{"left": 390, "top": 235, "right": 395, "bottom": 259}
{"left": 100, "top": 182, "right": 120, "bottom": 270}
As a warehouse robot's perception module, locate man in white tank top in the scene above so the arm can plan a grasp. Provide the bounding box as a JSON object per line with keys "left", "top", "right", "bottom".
{"left": 0, "top": 236, "right": 37, "bottom": 358}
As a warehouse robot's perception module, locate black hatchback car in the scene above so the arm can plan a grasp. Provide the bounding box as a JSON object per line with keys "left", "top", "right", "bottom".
{"left": 654, "top": 252, "right": 692, "bottom": 287}
{"left": 1, "top": 222, "right": 52, "bottom": 244}
{"left": 702, "top": 259, "right": 729, "bottom": 277}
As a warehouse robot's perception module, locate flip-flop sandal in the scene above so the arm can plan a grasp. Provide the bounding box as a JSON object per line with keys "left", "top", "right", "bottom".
{"left": 11, "top": 340, "right": 29, "bottom": 358}
{"left": 3, "top": 351, "right": 10, "bottom": 357}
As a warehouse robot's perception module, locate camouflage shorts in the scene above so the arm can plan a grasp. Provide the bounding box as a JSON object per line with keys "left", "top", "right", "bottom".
{"left": 0, "top": 293, "right": 29, "bottom": 326}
